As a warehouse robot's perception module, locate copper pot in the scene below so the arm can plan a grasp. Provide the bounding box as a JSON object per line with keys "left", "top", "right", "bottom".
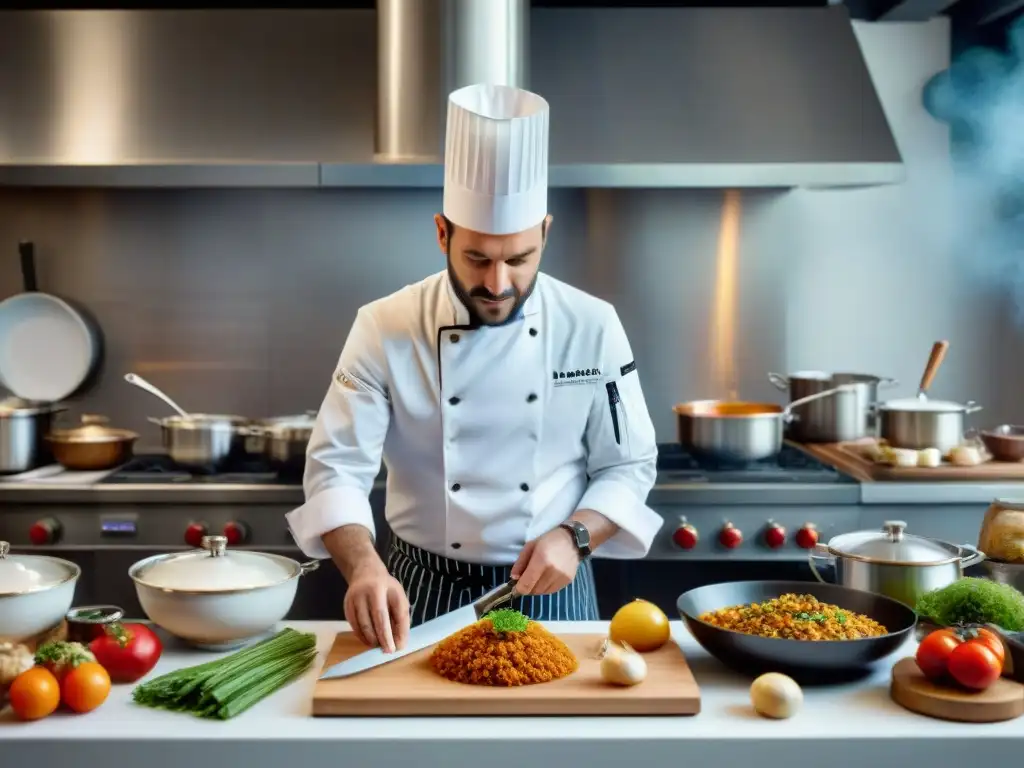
{"left": 45, "top": 414, "right": 138, "bottom": 470}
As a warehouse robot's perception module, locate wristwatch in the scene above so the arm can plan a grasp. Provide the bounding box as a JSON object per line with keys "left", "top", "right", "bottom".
{"left": 559, "top": 520, "right": 592, "bottom": 559}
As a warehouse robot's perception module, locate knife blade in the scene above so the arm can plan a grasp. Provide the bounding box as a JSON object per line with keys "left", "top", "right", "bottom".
{"left": 318, "top": 577, "right": 518, "bottom": 680}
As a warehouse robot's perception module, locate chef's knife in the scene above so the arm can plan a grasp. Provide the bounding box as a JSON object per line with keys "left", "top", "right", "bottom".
{"left": 318, "top": 577, "right": 519, "bottom": 680}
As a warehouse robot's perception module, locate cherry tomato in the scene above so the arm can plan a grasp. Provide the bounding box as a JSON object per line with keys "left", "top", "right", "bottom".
{"left": 915, "top": 628, "right": 961, "bottom": 680}
{"left": 7, "top": 667, "right": 60, "bottom": 721}
{"left": 61, "top": 661, "right": 111, "bottom": 713}
{"left": 947, "top": 641, "right": 1002, "bottom": 691}
{"left": 969, "top": 629, "right": 1006, "bottom": 670}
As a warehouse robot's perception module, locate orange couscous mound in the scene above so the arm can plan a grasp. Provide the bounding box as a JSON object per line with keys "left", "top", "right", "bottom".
{"left": 429, "top": 609, "right": 578, "bottom": 686}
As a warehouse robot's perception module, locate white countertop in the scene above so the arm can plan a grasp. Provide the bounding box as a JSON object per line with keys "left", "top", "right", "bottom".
{"left": 2, "top": 621, "right": 1021, "bottom": 767}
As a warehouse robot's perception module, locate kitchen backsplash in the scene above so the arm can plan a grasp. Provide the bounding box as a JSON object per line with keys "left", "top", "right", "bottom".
{"left": 0, "top": 18, "right": 1008, "bottom": 446}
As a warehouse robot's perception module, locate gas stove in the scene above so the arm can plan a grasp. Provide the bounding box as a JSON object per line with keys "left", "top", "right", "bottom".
{"left": 98, "top": 444, "right": 847, "bottom": 486}
{"left": 655, "top": 443, "right": 853, "bottom": 484}
{"left": 99, "top": 454, "right": 299, "bottom": 486}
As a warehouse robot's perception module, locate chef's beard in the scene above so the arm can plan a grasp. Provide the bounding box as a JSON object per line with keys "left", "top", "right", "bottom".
{"left": 447, "top": 258, "right": 538, "bottom": 328}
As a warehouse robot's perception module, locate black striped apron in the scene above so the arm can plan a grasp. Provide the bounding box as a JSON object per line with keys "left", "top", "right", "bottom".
{"left": 387, "top": 536, "right": 600, "bottom": 626}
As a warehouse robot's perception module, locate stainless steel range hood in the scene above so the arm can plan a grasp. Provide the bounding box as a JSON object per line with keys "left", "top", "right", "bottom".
{"left": 0, "top": 7, "right": 903, "bottom": 189}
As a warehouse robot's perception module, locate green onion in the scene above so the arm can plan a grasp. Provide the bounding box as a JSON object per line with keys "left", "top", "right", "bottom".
{"left": 132, "top": 627, "right": 317, "bottom": 720}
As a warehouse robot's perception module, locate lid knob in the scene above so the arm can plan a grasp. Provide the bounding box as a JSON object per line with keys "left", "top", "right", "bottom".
{"left": 0, "top": 541, "right": 8, "bottom": 558}
{"left": 883, "top": 520, "right": 907, "bottom": 542}
{"left": 202, "top": 535, "right": 228, "bottom": 557}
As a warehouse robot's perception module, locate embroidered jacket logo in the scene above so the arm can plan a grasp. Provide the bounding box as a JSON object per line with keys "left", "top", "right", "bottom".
{"left": 553, "top": 368, "right": 601, "bottom": 380}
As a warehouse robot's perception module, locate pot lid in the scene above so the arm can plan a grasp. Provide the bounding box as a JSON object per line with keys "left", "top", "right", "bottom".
{"left": 880, "top": 398, "right": 968, "bottom": 412}
{"left": 828, "top": 521, "right": 960, "bottom": 564}
{"left": 47, "top": 414, "right": 139, "bottom": 444}
{"left": 0, "top": 541, "right": 79, "bottom": 595}
{"left": 0, "top": 396, "right": 58, "bottom": 417}
{"left": 136, "top": 536, "right": 294, "bottom": 592}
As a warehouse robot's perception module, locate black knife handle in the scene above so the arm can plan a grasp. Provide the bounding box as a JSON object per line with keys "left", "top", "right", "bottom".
{"left": 474, "top": 578, "right": 519, "bottom": 618}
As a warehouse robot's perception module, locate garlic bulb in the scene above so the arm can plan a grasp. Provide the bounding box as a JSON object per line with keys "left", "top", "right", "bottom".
{"left": 890, "top": 448, "right": 919, "bottom": 468}
{"left": 950, "top": 445, "right": 984, "bottom": 467}
{"left": 750, "top": 672, "right": 803, "bottom": 719}
{"left": 598, "top": 638, "right": 647, "bottom": 686}
{"left": 917, "top": 448, "right": 942, "bottom": 468}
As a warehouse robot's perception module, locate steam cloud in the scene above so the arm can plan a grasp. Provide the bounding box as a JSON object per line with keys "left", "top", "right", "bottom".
{"left": 925, "top": 17, "right": 1024, "bottom": 321}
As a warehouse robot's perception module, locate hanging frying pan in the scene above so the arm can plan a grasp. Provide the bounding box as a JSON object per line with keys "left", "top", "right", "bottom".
{"left": 0, "top": 241, "right": 104, "bottom": 402}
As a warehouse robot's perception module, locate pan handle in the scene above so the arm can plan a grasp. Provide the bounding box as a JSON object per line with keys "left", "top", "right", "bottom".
{"left": 808, "top": 544, "right": 834, "bottom": 584}
{"left": 18, "top": 241, "right": 37, "bottom": 292}
{"left": 767, "top": 372, "right": 789, "bottom": 391}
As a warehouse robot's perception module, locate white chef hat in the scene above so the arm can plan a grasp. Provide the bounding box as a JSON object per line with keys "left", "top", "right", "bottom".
{"left": 443, "top": 83, "right": 550, "bottom": 236}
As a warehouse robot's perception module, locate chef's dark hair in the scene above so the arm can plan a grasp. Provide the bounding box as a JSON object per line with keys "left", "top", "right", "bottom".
{"left": 442, "top": 215, "right": 547, "bottom": 254}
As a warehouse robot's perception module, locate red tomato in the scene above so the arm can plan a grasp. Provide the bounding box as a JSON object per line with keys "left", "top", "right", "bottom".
{"left": 915, "top": 628, "right": 962, "bottom": 680}
{"left": 947, "top": 641, "right": 1002, "bottom": 691}
{"left": 89, "top": 623, "right": 163, "bottom": 683}
{"left": 969, "top": 629, "right": 1006, "bottom": 670}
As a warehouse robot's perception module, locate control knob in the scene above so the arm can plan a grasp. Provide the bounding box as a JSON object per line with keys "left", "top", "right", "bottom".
{"left": 184, "top": 522, "right": 208, "bottom": 548}
{"left": 764, "top": 522, "right": 786, "bottom": 549}
{"left": 795, "top": 523, "right": 819, "bottom": 550}
{"left": 718, "top": 522, "right": 743, "bottom": 549}
{"left": 29, "top": 518, "right": 62, "bottom": 546}
{"left": 672, "top": 518, "right": 699, "bottom": 550}
{"left": 223, "top": 521, "right": 250, "bottom": 546}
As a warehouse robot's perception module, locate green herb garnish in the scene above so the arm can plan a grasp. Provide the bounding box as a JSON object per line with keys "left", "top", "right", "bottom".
{"left": 836, "top": 611, "right": 847, "bottom": 624}
{"left": 916, "top": 577, "right": 1024, "bottom": 631}
{"left": 485, "top": 608, "right": 530, "bottom": 634}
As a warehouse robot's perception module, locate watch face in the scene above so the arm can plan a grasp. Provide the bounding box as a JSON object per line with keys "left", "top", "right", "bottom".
{"left": 573, "top": 522, "right": 591, "bottom": 548}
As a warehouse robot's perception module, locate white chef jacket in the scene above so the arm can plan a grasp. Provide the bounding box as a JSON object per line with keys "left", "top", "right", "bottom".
{"left": 286, "top": 270, "right": 663, "bottom": 564}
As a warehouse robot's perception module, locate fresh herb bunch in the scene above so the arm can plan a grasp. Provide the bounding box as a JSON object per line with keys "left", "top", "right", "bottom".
{"left": 916, "top": 577, "right": 1024, "bottom": 631}
{"left": 485, "top": 608, "right": 530, "bottom": 634}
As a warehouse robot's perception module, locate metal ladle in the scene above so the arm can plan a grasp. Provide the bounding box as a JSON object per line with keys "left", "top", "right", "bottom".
{"left": 123, "top": 372, "right": 191, "bottom": 419}
{"left": 916, "top": 340, "right": 949, "bottom": 402}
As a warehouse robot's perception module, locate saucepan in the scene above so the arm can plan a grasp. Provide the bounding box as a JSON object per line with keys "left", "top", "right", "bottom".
{"left": 128, "top": 535, "right": 319, "bottom": 650}
{"left": 124, "top": 372, "right": 261, "bottom": 471}
{"left": 870, "top": 341, "right": 982, "bottom": 454}
{"left": 672, "top": 384, "right": 856, "bottom": 464}
{"left": 808, "top": 520, "right": 985, "bottom": 609}
{"left": 767, "top": 371, "right": 897, "bottom": 442}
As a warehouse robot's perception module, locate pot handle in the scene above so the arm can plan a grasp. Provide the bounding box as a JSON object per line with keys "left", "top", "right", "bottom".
{"left": 878, "top": 377, "right": 899, "bottom": 389}
{"left": 808, "top": 543, "right": 834, "bottom": 584}
{"left": 299, "top": 560, "right": 320, "bottom": 576}
{"left": 767, "top": 372, "right": 789, "bottom": 391}
{"left": 959, "top": 543, "right": 986, "bottom": 569}
{"left": 963, "top": 400, "right": 984, "bottom": 415}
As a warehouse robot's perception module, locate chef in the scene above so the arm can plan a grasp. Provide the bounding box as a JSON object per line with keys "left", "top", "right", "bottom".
{"left": 286, "top": 83, "right": 662, "bottom": 654}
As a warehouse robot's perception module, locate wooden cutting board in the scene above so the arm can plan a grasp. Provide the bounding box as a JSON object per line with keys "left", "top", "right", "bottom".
{"left": 798, "top": 442, "right": 1024, "bottom": 482}
{"left": 313, "top": 632, "right": 701, "bottom": 717}
{"left": 890, "top": 658, "right": 1024, "bottom": 722}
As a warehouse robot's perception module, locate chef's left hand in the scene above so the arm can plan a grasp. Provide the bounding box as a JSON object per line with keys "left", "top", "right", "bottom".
{"left": 510, "top": 528, "right": 580, "bottom": 595}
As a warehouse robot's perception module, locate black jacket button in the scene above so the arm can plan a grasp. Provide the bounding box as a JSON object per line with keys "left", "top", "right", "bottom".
{"left": 451, "top": 483, "right": 461, "bottom": 492}
{"left": 528, "top": 328, "right": 538, "bottom": 337}
{"left": 520, "top": 483, "right": 529, "bottom": 492}
{"left": 450, "top": 333, "right": 460, "bottom": 343}
{"left": 527, "top": 393, "right": 538, "bottom": 403}
{"left": 449, "top": 396, "right": 461, "bottom": 405}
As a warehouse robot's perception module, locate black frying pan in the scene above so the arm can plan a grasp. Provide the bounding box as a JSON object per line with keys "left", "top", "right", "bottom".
{"left": 677, "top": 580, "right": 917, "bottom": 684}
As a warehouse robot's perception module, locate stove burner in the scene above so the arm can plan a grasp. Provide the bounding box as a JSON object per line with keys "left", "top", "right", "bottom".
{"left": 655, "top": 443, "right": 850, "bottom": 484}
{"left": 101, "top": 454, "right": 299, "bottom": 486}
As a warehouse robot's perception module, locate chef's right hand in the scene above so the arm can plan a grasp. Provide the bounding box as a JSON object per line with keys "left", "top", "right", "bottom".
{"left": 343, "top": 563, "right": 410, "bottom": 653}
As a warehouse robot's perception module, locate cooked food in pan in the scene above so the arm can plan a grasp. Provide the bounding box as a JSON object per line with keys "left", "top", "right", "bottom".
{"left": 698, "top": 593, "right": 889, "bottom": 641}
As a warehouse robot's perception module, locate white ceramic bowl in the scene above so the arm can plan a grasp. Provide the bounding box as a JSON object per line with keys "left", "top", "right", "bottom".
{"left": 0, "top": 542, "right": 80, "bottom": 642}
{"left": 128, "top": 535, "right": 318, "bottom": 650}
